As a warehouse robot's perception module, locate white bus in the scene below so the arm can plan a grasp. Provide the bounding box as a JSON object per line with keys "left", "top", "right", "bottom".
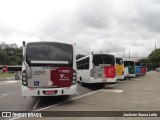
{"left": 123, "top": 59, "right": 135, "bottom": 78}
{"left": 76, "top": 53, "right": 117, "bottom": 86}
{"left": 22, "top": 41, "right": 77, "bottom": 97}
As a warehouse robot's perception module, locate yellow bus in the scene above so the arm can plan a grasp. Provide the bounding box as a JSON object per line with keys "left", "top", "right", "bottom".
{"left": 116, "top": 57, "right": 124, "bottom": 80}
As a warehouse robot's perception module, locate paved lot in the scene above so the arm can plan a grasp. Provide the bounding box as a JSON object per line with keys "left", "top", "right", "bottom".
{"left": 5, "top": 71, "right": 160, "bottom": 120}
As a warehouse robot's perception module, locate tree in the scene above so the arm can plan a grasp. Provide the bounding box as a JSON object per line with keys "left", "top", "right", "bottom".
{"left": 147, "top": 49, "right": 160, "bottom": 69}
{"left": 0, "top": 48, "right": 22, "bottom": 65}
{"left": 0, "top": 50, "right": 6, "bottom": 65}
{"left": 138, "top": 49, "right": 160, "bottom": 70}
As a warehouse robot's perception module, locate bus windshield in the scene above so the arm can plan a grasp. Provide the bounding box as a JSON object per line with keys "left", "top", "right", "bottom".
{"left": 26, "top": 42, "right": 73, "bottom": 66}
{"left": 135, "top": 62, "right": 140, "bottom": 66}
{"left": 93, "top": 54, "right": 115, "bottom": 66}
{"left": 116, "top": 58, "right": 123, "bottom": 65}
{"left": 124, "top": 61, "right": 134, "bottom": 67}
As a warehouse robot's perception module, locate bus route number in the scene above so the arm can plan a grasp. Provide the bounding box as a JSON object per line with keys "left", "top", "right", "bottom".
{"left": 59, "top": 70, "right": 70, "bottom": 74}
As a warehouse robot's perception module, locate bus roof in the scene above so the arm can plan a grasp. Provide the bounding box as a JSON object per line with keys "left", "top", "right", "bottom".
{"left": 123, "top": 58, "right": 135, "bottom": 62}
{"left": 76, "top": 53, "right": 114, "bottom": 61}
{"left": 26, "top": 41, "right": 73, "bottom": 46}
{"left": 116, "top": 57, "right": 123, "bottom": 60}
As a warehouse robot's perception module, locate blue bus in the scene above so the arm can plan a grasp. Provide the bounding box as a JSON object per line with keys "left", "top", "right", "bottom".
{"left": 135, "top": 61, "right": 141, "bottom": 76}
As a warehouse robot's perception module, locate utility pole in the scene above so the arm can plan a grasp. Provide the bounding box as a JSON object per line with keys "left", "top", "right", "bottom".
{"left": 129, "top": 50, "right": 130, "bottom": 59}
{"left": 107, "top": 50, "right": 108, "bottom": 54}
{"left": 123, "top": 49, "right": 124, "bottom": 58}
{"left": 155, "top": 42, "right": 156, "bottom": 50}
{"left": 5, "top": 52, "right": 6, "bottom": 65}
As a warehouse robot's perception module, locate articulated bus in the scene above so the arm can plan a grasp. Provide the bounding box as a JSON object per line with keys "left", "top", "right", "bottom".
{"left": 135, "top": 61, "right": 141, "bottom": 76}
{"left": 123, "top": 59, "right": 135, "bottom": 78}
{"left": 116, "top": 57, "right": 124, "bottom": 80}
{"left": 76, "top": 53, "right": 117, "bottom": 86}
{"left": 22, "top": 41, "right": 77, "bottom": 97}
{"left": 141, "top": 63, "right": 147, "bottom": 75}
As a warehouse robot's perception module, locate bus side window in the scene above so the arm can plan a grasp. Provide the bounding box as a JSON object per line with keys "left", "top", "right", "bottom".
{"left": 85, "top": 57, "right": 89, "bottom": 69}
{"left": 85, "top": 64, "right": 89, "bottom": 69}
{"left": 78, "top": 61, "right": 81, "bottom": 70}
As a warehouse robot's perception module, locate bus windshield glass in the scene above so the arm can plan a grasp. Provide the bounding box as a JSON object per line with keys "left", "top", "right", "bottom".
{"left": 124, "top": 61, "right": 134, "bottom": 67}
{"left": 135, "top": 62, "right": 140, "bottom": 66}
{"left": 93, "top": 54, "right": 115, "bottom": 66}
{"left": 26, "top": 42, "right": 73, "bottom": 66}
{"left": 116, "top": 58, "right": 123, "bottom": 65}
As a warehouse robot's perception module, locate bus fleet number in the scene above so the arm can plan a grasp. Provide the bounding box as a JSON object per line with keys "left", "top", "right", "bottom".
{"left": 59, "top": 70, "right": 70, "bottom": 73}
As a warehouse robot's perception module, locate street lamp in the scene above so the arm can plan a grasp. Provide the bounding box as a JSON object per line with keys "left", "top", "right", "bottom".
{"left": 4, "top": 52, "right": 6, "bottom": 65}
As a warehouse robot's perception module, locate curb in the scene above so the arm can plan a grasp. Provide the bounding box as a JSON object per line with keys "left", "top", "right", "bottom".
{"left": 0, "top": 77, "right": 15, "bottom": 81}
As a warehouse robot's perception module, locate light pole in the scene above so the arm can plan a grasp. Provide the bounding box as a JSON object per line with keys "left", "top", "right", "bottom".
{"left": 4, "top": 52, "right": 6, "bottom": 65}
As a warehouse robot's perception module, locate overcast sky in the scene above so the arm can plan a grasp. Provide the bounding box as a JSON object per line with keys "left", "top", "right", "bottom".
{"left": 0, "top": 0, "right": 160, "bottom": 57}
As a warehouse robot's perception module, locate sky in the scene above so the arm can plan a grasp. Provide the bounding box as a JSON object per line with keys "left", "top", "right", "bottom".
{"left": 0, "top": 0, "right": 160, "bottom": 57}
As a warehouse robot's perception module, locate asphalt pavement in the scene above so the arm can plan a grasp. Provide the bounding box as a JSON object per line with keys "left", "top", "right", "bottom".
{"left": 0, "top": 71, "right": 160, "bottom": 120}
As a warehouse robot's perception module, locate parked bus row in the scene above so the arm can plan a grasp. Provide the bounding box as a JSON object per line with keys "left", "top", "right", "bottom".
{"left": 21, "top": 41, "right": 147, "bottom": 97}
{"left": 116, "top": 58, "right": 147, "bottom": 80}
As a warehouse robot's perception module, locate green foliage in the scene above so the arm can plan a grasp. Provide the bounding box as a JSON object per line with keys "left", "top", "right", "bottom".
{"left": 0, "top": 48, "right": 22, "bottom": 65}
{"left": 140, "top": 49, "right": 160, "bottom": 69}
{"left": 148, "top": 49, "right": 160, "bottom": 69}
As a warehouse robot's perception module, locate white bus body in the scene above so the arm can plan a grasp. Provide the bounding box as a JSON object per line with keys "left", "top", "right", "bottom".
{"left": 22, "top": 41, "right": 77, "bottom": 97}
{"left": 77, "top": 54, "right": 117, "bottom": 85}
{"left": 123, "top": 59, "right": 135, "bottom": 78}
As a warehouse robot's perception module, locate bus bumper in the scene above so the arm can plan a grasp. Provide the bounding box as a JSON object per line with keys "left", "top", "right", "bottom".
{"left": 89, "top": 77, "right": 117, "bottom": 83}
{"left": 116, "top": 75, "right": 125, "bottom": 80}
{"left": 21, "top": 85, "right": 77, "bottom": 97}
{"left": 125, "top": 74, "right": 135, "bottom": 78}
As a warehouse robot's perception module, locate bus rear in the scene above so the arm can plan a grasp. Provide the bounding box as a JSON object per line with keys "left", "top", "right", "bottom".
{"left": 135, "top": 61, "right": 141, "bottom": 76}
{"left": 91, "top": 54, "right": 117, "bottom": 83}
{"left": 124, "top": 60, "right": 135, "bottom": 78}
{"left": 141, "top": 63, "right": 147, "bottom": 75}
{"left": 116, "top": 58, "right": 124, "bottom": 80}
{"left": 22, "top": 41, "right": 77, "bottom": 97}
